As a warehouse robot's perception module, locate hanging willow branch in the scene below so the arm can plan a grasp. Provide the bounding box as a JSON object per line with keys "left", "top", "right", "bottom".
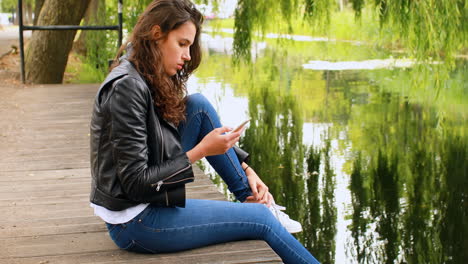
{"left": 233, "top": 0, "right": 254, "bottom": 62}
{"left": 120, "top": 0, "right": 465, "bottom": 65}
{"left": 230, "top": 0, "right": 466, "bottom": 63}
{"left": 350, "top": 0, "right": 365, "bottom": 18}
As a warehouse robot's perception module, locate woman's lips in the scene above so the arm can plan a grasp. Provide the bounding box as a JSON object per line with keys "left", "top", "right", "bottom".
{"left": 177, "top": 64, "right": 183, "bottom": 70}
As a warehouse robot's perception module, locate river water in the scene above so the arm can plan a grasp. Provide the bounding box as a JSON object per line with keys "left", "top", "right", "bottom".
{"left": 188, "top": 32, "right": 467, "bottom": 264}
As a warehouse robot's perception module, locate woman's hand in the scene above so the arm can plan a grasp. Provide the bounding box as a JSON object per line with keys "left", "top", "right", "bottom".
{"left": 244, "top": 166, "right": 272, "bottom": 207}
{"left": 187, "top": 126, "right": 241, "bottom": 163}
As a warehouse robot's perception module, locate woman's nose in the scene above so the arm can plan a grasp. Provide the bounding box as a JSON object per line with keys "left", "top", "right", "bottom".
{"left": 182, "top": 50, "right": 191, "bottom": 61}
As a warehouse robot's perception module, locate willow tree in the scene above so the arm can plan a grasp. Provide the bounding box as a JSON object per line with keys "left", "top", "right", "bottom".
{"left": 231, "top": 0, "right": 466, "bottom": 63}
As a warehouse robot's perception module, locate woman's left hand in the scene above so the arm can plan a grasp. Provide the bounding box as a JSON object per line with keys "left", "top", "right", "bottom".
{"left": 244, "top": 166, "right": 272, "bottom": 207}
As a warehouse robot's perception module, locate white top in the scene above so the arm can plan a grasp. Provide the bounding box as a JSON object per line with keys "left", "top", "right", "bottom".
{"left": 90, "top": 203, "right": 149, "bottom": 224}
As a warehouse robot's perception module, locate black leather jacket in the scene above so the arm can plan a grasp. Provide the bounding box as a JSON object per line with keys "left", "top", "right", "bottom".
{"left": 90, "top": 56, "right": 249, "bottom": 211}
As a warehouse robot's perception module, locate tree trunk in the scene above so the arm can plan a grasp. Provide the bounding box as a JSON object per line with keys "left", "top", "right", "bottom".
{"left": 14, "top": 7, "right": 18, "bottom": 25}
{"left": 25, "top": 3, "right": 33, "bottom": 24}
{"left": 33, "top": 0, "right": 46, "bottom": 25}
{"left": 25, "top": 0, "right": 90, "bottom": 84}
{"left": 74, "top": 0, "right": 103, "bottom": 55}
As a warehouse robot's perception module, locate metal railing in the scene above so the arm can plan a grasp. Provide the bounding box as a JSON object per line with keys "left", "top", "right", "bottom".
{"left": 18, "top": 0, "right": 123, "bottom": 83}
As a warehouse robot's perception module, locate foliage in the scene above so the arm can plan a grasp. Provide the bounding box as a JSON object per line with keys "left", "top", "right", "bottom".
{"left": 0, "top": 0, "right": 16, "bottom": 12}
{"left": 72, "top": 0, "right": 466, "bottom": 91}
{"left": 208, "top": 9, "right": 394, "bottom": 57}
{"left": 67, "top": 0, "right": 131, "bottom": 82}
{"left": 73, "top": 0, "right": 159, "bottom": 81}
{"left": 80, "top": 0, "right": 113, "bottom": 79}
{"left": 65, "top": 54, "right": 107, "bottom": 83}
{"left": 230, "top": 0, "right": 466, "bottom": 64}
{"left": 0, "top": 0, "right": 34, "bottom": 12}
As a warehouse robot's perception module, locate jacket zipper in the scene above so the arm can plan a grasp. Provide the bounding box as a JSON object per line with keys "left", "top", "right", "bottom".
{"left": 154, "top": 118, "right": 192, "bottom": 192}
{"left": 151, "top": 164, "right": 192, "bottom": 191}
{"left": 156, "top": 177, "right": 195, "bottom": 191}
{"left": 158, "top": 121, "right": 164, "bottom": 164}
{"left": 165, "top": 191, "right": 169, "bottom": 206}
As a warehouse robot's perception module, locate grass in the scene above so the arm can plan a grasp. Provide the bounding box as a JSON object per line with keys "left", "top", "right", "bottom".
{"left": 64, "top": 52, "right": 106, "bottom": 84}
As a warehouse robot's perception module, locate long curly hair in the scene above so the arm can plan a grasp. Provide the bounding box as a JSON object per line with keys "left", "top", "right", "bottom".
{"left": 114, "top": 0, "right": 203, "bottom": 125}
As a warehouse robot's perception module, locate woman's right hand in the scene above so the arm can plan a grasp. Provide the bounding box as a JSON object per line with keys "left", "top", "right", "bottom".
{"left": 187, "top": 126, "right": 241, "bottom": 163}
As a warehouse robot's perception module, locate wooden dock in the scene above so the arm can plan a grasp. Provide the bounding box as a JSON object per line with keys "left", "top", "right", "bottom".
{"left": 0, "top": 83, "right": 281, "bottom": 264}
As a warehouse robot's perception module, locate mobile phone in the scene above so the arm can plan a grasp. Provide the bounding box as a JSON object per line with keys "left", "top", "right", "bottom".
{"left": 231, "top": 119, "right": 250, "bottom": 133}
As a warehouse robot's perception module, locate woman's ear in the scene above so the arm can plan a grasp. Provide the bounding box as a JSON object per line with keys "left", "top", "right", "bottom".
{"left": 151, "top": 25, "right": 162, "bottom": 40}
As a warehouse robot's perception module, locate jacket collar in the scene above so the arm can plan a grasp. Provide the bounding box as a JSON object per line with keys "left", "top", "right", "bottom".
{"left": 99, "top": 46, "right": 180, "bottom": 133}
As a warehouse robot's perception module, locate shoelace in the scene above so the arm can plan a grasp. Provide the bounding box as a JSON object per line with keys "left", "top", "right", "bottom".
{"left": 276, "top": 209, "right": 292, "bottom": 220}
{"left": 269, "top": 201, "right": 291, "bottom": 220}
{"left": 270, "top": 198, "right": 286, "bottom": 210}
{"left": 272, "top": 203, "right": 286, "bottom": 211}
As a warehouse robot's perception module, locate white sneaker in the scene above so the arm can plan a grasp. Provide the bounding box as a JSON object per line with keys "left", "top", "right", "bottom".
{"left": 268, "top": 199, "right": 303, "bottom": 233}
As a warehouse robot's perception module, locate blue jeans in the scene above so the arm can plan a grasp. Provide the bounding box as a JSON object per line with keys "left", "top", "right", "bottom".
{"left": 107, "top": 93, "right": 319, "bottom": 264}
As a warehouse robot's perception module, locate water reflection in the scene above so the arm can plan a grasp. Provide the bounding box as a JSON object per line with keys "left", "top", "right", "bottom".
{"left": 348, "top": 114, "right": 467, "bottom": 264}
{"left": 190, "top": 36, "right": 467, "bottom": 263}
{"left": 304, "top": 141, "right": 338, "bottom": 263}
{"left": 239, "top": 73, "right": 337, "bottom": 263}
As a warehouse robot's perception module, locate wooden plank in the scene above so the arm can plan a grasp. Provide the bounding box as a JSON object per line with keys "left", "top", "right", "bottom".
{"left": 1, "top": 84, "right": 281, "bottom": 263}
{"left": 0, "top": 222, "right": 106, "bottom": 238}
{"left": 0, "top": 162, "right": 90, "bottom": 171}
{"left": 3, "top": 241, "right": 280, "bottom": 264}
{"left": 3, "top": 231, "right": 274, "bottom": 258}
{"left": 0, "top": 148, "right": 89, "bottom": 160}
{"left": 0, "top": 168, "right": 90, "bottom": 180}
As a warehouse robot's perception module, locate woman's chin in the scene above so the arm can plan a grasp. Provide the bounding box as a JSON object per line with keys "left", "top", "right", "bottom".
{"left": 165, "top": 70, "right": 177, "bottom": 77}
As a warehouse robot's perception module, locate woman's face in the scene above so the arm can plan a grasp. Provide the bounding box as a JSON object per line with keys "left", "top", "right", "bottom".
{"left": 158, "top": 21, "right": 196, "bottom": 76}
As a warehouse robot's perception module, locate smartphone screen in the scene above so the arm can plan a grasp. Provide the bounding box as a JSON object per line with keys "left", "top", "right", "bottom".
{"left": 231, "top": 119, "right": 250, "bottom": 133}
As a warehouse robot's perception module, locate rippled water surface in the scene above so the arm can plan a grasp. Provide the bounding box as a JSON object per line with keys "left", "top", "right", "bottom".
{"left": 188, "top": 33, "right": 467, "bottom": 264}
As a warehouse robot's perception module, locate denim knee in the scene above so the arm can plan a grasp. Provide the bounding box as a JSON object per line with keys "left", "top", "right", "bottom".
{"left": 186, "top": 93, "right": 210, "bottom": 110}
{"left": 249, "top": 203, "right": 277, "bottom": 225}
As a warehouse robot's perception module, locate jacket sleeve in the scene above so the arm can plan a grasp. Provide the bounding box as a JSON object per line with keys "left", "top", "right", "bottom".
{"left": 108, "top": 77, "right": 194, "bottom": 204}
{"left": 233, "top": 145, "right": 250, "bottom": 164}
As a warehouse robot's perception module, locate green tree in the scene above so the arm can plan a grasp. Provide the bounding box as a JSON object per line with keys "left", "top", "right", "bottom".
{"left": 230, "top": 0, "right": 466, "bottom": 63}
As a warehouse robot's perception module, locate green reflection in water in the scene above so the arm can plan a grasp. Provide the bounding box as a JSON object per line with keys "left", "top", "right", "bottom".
{"left": 346, "top": 90, "right": 467, "bottom": 263}
{"left": 303, "top": 140, "right": 337, "bottom": 264}
{"left": 238, "top": 73, "right": 338, "bottom": 263}
{"left": 194, "top": 40, "right": 467, "bottom": 263}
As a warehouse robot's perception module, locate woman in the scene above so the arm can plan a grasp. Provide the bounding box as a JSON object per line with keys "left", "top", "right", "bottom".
{"left": 89, "top": 0, "right": 319, "bottom": 263}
